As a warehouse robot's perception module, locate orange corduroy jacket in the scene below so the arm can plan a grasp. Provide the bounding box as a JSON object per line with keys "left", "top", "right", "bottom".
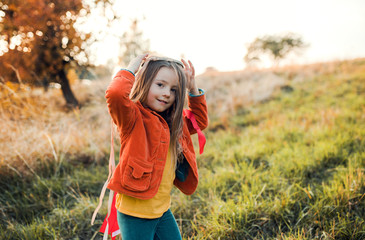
{"left": 105, "top": 70, "right": 208, "bottom": 200}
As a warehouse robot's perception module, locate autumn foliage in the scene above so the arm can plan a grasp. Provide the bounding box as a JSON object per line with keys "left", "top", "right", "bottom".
{"left": 0, "top": 0, "right": 112, "bottom": 107}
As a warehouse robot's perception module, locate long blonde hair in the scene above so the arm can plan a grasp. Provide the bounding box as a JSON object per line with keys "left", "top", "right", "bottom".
{"left": 130, "top": 59, "right": 187, "bottom": 166}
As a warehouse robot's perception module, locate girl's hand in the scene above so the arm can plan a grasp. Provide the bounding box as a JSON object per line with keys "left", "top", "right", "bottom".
{"left": 181, "top": 59, "right": 199, "bottom": 95}
{"left": 127, "top": 53, "right": 149, "bottom": 74}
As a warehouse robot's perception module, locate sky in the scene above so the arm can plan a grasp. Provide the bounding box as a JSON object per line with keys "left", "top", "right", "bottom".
{"left": 90, "top": 0, "right": 365, "bottom": 75}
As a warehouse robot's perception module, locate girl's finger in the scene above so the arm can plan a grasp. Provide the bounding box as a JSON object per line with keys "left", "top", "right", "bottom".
{"left": 140, "top": 53, "right": 149, "bottom": 62}
{"left": 141, "top": 58, "right": 150, "bottom": 68}
{"left": 139, "top": 53, "right": 149, "bottom": 66}
{"left": 188, "top": 60, "right": 195, "bottom": 76}
{"left": 181, "top": 59, "right": 190, "bottom": 70}
{"left": 142, "top": 53, "right": 149, "bottom": 59}
{"left": 136, "top": 54, "right": 150, "bottom": 77}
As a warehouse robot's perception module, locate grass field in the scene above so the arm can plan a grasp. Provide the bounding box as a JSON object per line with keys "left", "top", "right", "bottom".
{"left": 0, "top": 59, "right": 364, "bottom": 239}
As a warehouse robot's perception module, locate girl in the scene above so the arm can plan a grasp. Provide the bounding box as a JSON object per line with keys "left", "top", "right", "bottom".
{"left": 105, "top": 53, "right": 208, "bottom": 240}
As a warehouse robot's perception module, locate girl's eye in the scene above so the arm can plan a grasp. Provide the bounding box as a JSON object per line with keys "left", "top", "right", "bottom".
{"left": 171, "top": 88, "right": 177, "bottom": 93}
{"left": 157, "top": 83, "right": 163, "bottom": 87}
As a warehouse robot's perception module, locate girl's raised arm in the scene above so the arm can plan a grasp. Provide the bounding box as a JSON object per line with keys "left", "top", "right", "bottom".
{"left": 105, "top": 54, "right": 148, "bottom": 134}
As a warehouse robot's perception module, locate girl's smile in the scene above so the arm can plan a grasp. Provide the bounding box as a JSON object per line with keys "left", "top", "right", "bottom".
{"left": 146, "top": 67, "right": 178, "bottom": 112}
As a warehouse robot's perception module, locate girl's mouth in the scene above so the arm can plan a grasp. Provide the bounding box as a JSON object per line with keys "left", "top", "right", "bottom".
{"left": 158, "top": 99, "right": 168, "bottom": 104}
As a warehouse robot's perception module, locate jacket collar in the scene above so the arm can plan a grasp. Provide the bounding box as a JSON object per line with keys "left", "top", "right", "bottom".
{"left": 136, "top": 101, "right": 169, "bottom": 128}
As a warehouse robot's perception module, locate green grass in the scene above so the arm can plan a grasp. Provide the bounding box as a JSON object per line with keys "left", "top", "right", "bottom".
{"left": 0, "top": 160, "right": 109, "bottom": 239}
{"left": 172, "top": 62, "right": 365, "bottom": 239}
{"left": 0, "top": 59, "right": 364, "bottom": 239}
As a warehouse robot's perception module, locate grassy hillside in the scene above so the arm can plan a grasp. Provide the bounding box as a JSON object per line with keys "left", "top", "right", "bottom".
{"left": 0, "top": 59, "right": 364, "bottom": 239}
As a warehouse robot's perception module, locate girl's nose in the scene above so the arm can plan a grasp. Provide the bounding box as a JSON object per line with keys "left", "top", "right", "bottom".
{"left": 163, "top": 88, "right": 170, "bottom": 97}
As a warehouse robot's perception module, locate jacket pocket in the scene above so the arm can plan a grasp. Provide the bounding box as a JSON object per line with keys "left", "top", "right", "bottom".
{"left": 123, "top": 158, "right": 154, "bottom": 192}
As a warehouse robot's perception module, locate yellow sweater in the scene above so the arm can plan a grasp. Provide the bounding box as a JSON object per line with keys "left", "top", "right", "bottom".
{"left": 115, "top": 148, "right": 175, "bottom": 219}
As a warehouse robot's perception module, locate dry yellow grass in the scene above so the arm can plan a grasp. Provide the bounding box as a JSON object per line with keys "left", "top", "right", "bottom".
{"left": 0, "top": 78, "right": 111, "bottom": 176}
{"left": 196, "top": 58, "right": 365, "bottom": 124}
{"left": 197, "top": 69, "right": 286, "bottom": 121}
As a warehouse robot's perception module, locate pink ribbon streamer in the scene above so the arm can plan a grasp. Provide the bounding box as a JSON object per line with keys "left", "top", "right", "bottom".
{"left": 184, "top": 109, "right": 206, "bottom": 154}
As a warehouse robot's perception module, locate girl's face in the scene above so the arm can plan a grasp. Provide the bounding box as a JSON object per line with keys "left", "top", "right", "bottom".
{"left": 146, "top": 67, "right": 179, "bottom": 112}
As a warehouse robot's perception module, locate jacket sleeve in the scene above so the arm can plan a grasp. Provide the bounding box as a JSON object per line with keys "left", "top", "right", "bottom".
{"left": 105, "top": 70, "right": 137, "bottom": 135}
{"left": 185, "top": 92, "right": 209, "bottom": 135}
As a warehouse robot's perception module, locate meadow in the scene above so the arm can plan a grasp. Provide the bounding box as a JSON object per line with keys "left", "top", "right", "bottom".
{"left": 0, "top": 58, "right": 364, "bottom": 239}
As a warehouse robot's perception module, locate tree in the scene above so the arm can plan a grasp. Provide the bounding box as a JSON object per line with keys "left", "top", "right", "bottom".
{"left": 244, "top": 32, "right": 308, "bottom": 67}
{"left": 118, "top": 19, "right": 150, "bottom": 67}
{"left": 0, "top": 0, "right": 116, "bottom": 107}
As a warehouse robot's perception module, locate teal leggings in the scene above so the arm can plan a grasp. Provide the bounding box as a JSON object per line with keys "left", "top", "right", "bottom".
{"left": 117, "top": 209, "right": 182, "bottom": 240}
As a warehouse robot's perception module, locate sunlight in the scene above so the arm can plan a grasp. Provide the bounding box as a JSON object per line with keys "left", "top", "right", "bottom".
{"left": 88, "top": 0, "right": 365, "bottom": 73}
